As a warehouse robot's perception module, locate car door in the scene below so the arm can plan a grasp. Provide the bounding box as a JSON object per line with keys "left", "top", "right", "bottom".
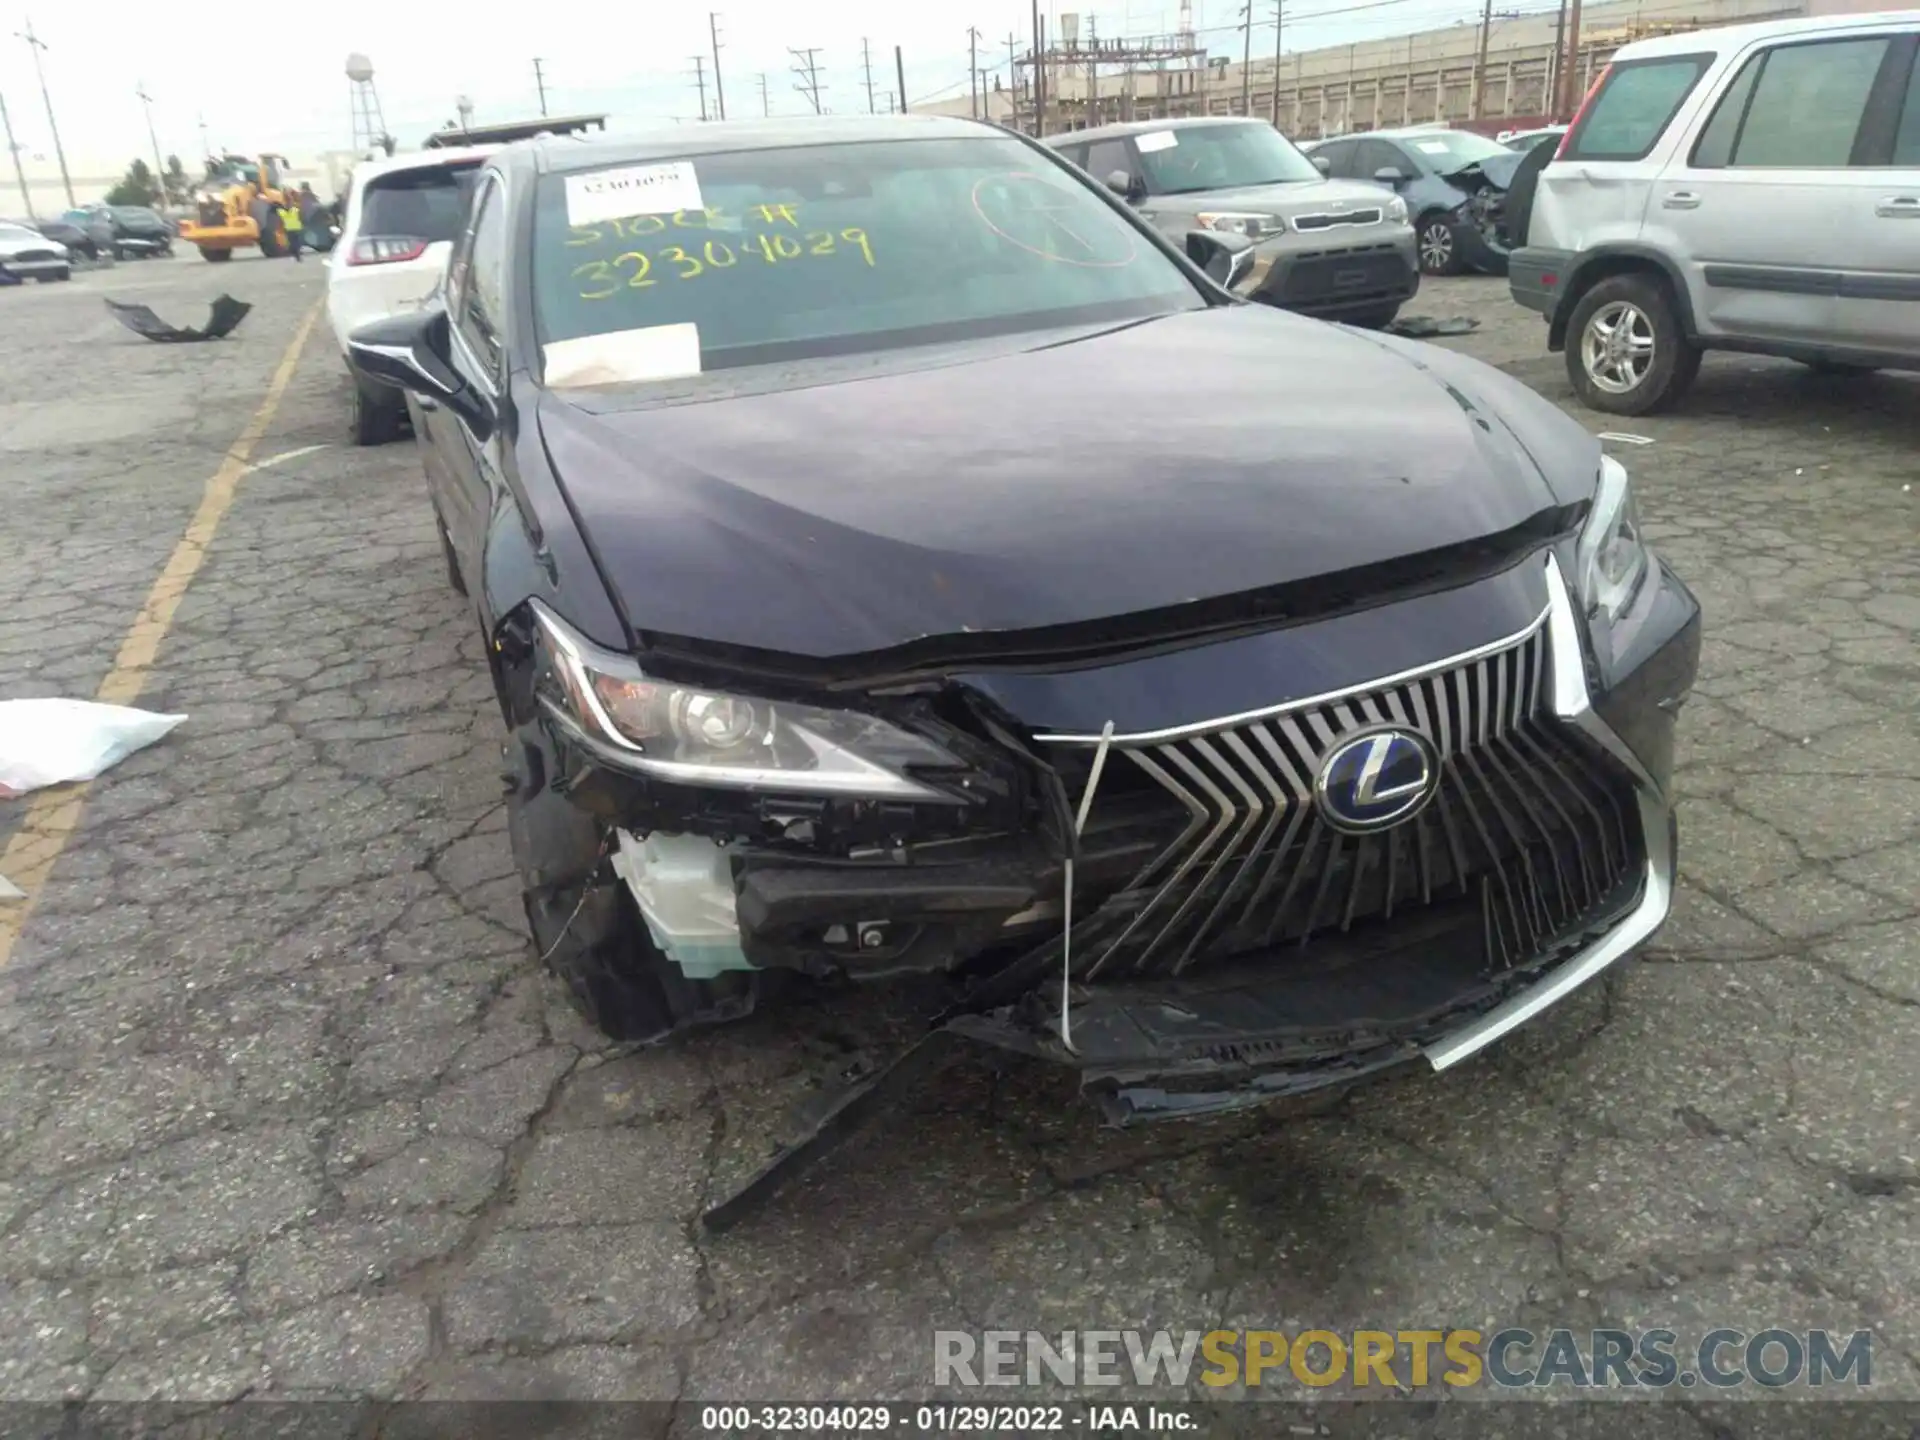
{"left": 1656, "top": 30, "right": 1906, "bottom": 345}
{"left": 419, "top": 172, "right": 508, "bottom": 587}
{"left": 1830, "top": 31, "right": 1920, "bottom": 357}
{"left": 1311, "top": 139, "right": 1357, "bottom": 179}
{"left": 1530, "top": 51, "right": 1716, "bottom": 258}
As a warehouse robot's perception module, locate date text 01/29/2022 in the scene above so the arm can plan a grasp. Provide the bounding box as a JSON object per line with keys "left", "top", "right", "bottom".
{"left": 696, "top": 1404, "right": 1181, "bottom": 1433}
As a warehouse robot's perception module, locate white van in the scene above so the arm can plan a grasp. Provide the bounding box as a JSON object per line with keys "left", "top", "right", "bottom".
{"left": 1509, "top": 11, "right": 1920, "bottom": 414}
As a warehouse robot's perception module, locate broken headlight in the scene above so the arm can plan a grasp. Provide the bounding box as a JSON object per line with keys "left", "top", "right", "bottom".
{"left": 1575, "top": 456, "right": 1649, "bottom": 626}
{"left": 529, "top": 601, "right": 960, "bottom": 800}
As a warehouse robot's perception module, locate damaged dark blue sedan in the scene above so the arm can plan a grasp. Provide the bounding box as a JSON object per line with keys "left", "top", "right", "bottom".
{"left": 349, "top": 115, "right": 1701, "bottom": 1227}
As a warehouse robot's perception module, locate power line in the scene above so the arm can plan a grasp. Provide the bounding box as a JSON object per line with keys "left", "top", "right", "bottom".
{"left": 967, "top": 28, "right": 982, "bottom": 118}
{"left": 689, "top": 55, "right": 709, "bottom": 122}
{"left": 709, "top": 13, "right": 728, "bottom": 121}
{"left": 790, "top": 47, "right": 825, "bottom": 114}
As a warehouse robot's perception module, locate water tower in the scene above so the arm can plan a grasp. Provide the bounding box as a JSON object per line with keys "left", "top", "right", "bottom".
{"left": 347, "top": 53, "right": 389, "bottom": 156}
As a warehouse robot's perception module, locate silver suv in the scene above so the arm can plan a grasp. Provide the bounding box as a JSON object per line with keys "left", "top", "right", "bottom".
{"left": 1051, "top": 117, "right": 1422, "bottom": 329}
{"left": 1510, "top": 12, "right": 1920, "bottom": 415}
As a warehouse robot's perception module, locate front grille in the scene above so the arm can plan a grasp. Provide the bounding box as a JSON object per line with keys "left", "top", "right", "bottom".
{"left": 1293, "top": 208, "right": 1383, "bottom": 231}
{"left": 1045, "top": 616, "right": 1643, "bottom": 979}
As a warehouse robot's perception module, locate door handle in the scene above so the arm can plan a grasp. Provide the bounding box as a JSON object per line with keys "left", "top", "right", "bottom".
{"left": 1875, "top": 197, "right": 1920, "bottom": 218}
{"left": 1662, "top": 191, "right": 1701, "bottom": 210}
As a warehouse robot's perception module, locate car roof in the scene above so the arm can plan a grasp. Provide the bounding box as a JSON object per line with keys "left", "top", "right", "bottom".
{"left": 1613, "top": 9, "right": 1920, "bottom": 60}
{"left": 1044, "top": 115, "right": 1279, "bottom": 148}
{"left": 493, "top": 114, "right": 1001, "bottom": 178}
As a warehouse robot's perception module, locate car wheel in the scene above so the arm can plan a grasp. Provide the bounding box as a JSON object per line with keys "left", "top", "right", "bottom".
{"left": 349, "top": 376, "right": 404, "bottom": 446}
{"left": 1566, "top": 274, "right": 1702, "bottom": 417}
{"left": 1416, "top": 214, "right": 1464, "bottom": 276}
{"left": 503, "top": 725, "right": 751, "bottom": 1044}
{"left": 1799, "top": 359, "right": 1878, "bottom": 377}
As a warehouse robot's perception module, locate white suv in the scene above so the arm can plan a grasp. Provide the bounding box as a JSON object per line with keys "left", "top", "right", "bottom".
{"left": 327, "top": 146, "right": 496, "bottom": 443}
{"left": 1510, "top": 11, "right": 1920, "bottom": 415}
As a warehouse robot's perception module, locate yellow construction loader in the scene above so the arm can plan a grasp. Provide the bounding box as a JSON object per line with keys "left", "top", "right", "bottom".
{"left": 177, "top": 154, "right": 295, "bottom": 262}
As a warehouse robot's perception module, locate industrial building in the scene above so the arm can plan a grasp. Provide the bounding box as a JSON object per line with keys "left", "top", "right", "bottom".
{"left": 922, "top": 0, "right": 1892, "bottom": 138}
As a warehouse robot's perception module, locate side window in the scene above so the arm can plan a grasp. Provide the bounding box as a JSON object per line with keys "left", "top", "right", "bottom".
{"left": 1725, "top": 38, "right": 1891, "bottom": 167}
{"left": 1690, "top": 53, "right": 1764, "bottom": 167}
{"left": 1057, "top": 144, "right": 1089, "bottom": 169}
{"left": 1898, "top": 44, "right": 1920, "bottom": 164}
{"left": 1084, "top": 139, "right": 1135, "bottom": 187}
{"left": 458, "top": 179, "right": 508, "bottom": 377}
{"left": 1314, "top": 140, "right": 1355, "bottom": 178}
{"left": 1357, "top": 139, "right": 1407, "bottom": 178}
{"left": 1563, "top": 54, "right": 1712, "bottom": 161}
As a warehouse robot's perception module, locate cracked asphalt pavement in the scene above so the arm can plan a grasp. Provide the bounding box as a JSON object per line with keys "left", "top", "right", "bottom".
{"left": 0, "top": 254, "right": 1915, "bottom": 1427}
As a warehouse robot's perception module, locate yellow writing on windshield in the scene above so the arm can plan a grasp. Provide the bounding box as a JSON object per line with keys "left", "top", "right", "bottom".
{"left": 567, "top": 208, "right": 720, "bottom": 246}
{"left": 572, "top": 227, "right": 876, "bottom": 301}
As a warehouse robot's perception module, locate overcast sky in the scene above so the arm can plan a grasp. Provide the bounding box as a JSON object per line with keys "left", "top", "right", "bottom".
{"left": 1, "top": 0, "right": 1507, "bottom": 165}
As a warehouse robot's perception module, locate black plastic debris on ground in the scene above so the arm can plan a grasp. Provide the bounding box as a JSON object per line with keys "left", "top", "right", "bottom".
{"left": 104, "top": 293, "right": 252, "bottom": 342}
{"left": 1385, "top": 315, "right": 1480, "bottom": 338}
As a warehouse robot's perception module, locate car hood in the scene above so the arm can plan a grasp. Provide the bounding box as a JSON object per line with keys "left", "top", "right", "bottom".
{"left": 536, "top": 304, "right": 1591, "bottom": 668}
{"left": 0, "top": 232, "right": 64, "bottom": 257}
{"left": 1151, "top": 178, "right": 1395, "bottom": 218}
{"left": 1440, "top": 151, "right": 1528, "bottom": 191}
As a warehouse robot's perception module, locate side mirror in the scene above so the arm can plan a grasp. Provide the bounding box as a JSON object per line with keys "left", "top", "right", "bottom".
{"left": 1311, "top": 154, "right": 1332, "bottom": 176}
{"left": 1184, "top": 229, "right": 1257, "bottom": 292}
{"left": 1373, "top": 166, "right": 1408, "bottom": 185}
{"left": 1104, "top": 169, "right": 1135, "bottom": 199}
{"left": 348, "top": 308, "right": 495, "bottom": 441}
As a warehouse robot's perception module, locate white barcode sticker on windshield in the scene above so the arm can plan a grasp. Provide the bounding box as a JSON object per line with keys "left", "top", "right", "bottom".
{"left": 1135, "top": 130, "right": 1179, "bottom": 153}
{"left": 566, "top": 161, "right": 705, "bottom": 225}
{"left": 1413, "top": 139, "right": 1452, "bottom": 155}
{"left": 544, "top": 324, "right": 702, "bottom": 388}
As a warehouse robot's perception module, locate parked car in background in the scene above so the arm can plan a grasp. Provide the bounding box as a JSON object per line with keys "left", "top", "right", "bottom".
{"left": 11, "top": 216, "right": 102, "bottom": 261}
{"left": 326, "top": 144, "right": 493, "bottom": 444}
{"left": 1503, "top": 125, "right": 1569, "bottom": 153}
{"left": 57, "top": 207, "right": 116, "bottom": 258}
{"left": 104, "top": 206, "right": 175, "bottom": 257}
{"left": 1510, "top": 11, "right": 1920, "bottom": 415}
{"left": 1304, "top": 126, "right": 1529, "bottom": 276}
{"left": 347, "top": 116, "right": 1700, "bottom": 1224}
{"left": 1050, "top": 117, "right": 1419, "bottom": 327}
{"left": 0, "top": 220, "right": 71, "bottom": 283}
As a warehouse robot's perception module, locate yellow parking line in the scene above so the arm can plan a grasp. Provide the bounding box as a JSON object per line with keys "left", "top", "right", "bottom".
{"left": 0, "top": 300, "right": 322, "bottom": 970}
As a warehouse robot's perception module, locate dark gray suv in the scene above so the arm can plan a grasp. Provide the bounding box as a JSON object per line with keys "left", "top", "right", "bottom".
{"left": 1051, "top": 117, "right": 1420, "bottom": 328}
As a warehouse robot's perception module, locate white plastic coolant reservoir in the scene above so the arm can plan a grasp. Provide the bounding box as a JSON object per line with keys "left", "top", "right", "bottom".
{"left": 610, "top": 830, "right": 754, "bottom": 980}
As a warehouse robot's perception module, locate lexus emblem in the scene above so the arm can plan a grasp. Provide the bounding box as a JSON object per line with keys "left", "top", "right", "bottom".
{"left": 1315, "top": 728, "right": 1439, "bottom": 834}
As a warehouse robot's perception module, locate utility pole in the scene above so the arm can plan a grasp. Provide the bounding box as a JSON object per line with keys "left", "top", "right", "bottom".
{"left": 1558, "top": 0, "right": 1583, "bottom": 120}
{"left": 1007, "top": 34, "right": 1021, "bottom": 128}
{"left": 134, "top": 83, "right": 167, "bottom": 210}
{"left": 758, "top": 72, "right": 770, "bottom": 117}
{"left": 690, "top": 56, "right": 709, "bottom": 122}
{"left": 895, "top": 45, "right": 908, "bottom": 114}
{"left": 16, "top": 21, "right": 72, "bottom": 210}
{"left": 968, "top": 28, "right": 981, "bottom": 119}
{"left": 1472, "top": 0, "right": 1495, "bottom": 119}
{"left": 197, "top": 114, "right": 212, "bottom": 160}
{"left": 1240, "top": 2, "right": 1254, "bottom": 116}
{"left": 790, "top": 48, "right": 824, "bottom": 114}
{"left": 533, "top": 58, "right": 548, "bottom": 117}
{"left": 1270, "top": 2, "right": 1284, "bottom": 127}
{"left": 709, "top": 14, "right": 727, "bottom": 121}
{"left": 1032, "top": 0, "right": 1047, "bottom": 135}
{"left": 1087, "top": 16, "right": 1098, "bottom": 129}
{"left": 862, "top": 38, "right": 877, "bottom": 114}
{"left": 1, "top": 88, "right": 31, "bottom": 220}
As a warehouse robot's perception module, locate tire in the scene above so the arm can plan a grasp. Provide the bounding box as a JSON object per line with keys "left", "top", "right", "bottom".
{"left": 1416, "top": 213, "right": 1465, "bottom": 276}
{"left": 252, "top": 199, "right": 285, "bottom": 257}
{"left": 350, "top": 375, "right": 404, "bottom": 446}
{"left": 203, "top": 247, "right": 232, "bottom": 263}
{"left": 1565, "top": 273, "right": 1702, "bottom": 417}
{"left": 1341, "top": 302, "right": 1402, "bottom": 330}
{"left": 1799, "top": 359, "right": 1878, "bottom": 377}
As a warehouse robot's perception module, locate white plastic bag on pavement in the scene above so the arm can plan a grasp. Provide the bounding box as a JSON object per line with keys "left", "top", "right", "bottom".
{"left": 0, "top": 699, "right": 187, "bottom": 797}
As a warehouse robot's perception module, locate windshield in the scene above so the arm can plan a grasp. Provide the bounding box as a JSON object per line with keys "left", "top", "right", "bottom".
{"left": 0, "top": 222, "right": 36, "bottom": 240}
{"left": 1136, "top": 123, "right": 1322, "bottom": 194}
{"left": 362, "top": 164, "right": 481, "bottom": 241}
{"left": 534, "top": 136, "right": 1204, "bottom": 381}
{"left": 1398, "top": 130, "right": 1511, "bottom": 167}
